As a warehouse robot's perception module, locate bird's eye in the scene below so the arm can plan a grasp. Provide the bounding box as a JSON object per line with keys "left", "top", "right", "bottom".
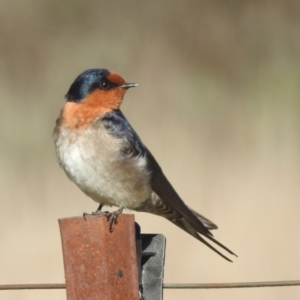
{"left": 100, "top": 80, "right": 110, "bottom": 89}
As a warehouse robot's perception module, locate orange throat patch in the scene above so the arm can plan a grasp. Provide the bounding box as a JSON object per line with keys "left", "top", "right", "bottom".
{"left": 59, "top": 88, "right": 127, "bottom": 130}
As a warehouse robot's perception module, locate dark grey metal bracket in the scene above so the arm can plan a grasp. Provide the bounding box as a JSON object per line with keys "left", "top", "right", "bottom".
{"left": 136, "top": 223, "right": 166, "bottom": 300}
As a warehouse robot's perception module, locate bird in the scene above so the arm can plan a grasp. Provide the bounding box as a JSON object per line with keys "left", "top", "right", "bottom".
{"left": 54, "top": 68, "right": 237, "bottom": 262}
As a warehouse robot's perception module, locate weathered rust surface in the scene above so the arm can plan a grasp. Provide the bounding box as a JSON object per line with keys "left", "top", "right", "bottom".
{"left": 59, "top": 214, "right": 140, "bottom": 300}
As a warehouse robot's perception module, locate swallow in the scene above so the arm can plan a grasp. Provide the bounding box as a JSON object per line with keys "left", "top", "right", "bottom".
{"left": 54, "top": 68, "right": 237, "bottom": 262}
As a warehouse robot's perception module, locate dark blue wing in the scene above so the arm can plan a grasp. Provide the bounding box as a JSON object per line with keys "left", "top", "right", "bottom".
{"left": 102, "top": 110, "right": 147, "bottom": 157}
{"left": 103, "top": 110, "right": 236, "bottom": 260}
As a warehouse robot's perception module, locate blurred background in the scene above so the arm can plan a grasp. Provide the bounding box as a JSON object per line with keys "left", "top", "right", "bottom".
{"left": 1, "top": 1, "right": 300, "bottom": 299}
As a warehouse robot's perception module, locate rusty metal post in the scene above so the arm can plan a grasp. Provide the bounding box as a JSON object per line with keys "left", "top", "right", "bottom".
{"left": 58, "top": 214, "right": 140, "bottom": 300}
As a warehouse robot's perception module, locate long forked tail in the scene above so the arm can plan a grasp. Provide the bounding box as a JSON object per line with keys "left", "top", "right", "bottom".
{"left": 170, "top": 214, "right": 237, "bottom": 262}
{"left": 143, "top": 194, "right": 237, "bottom": 261}
{"left": 146, "top": 150, "right": 237, "bottom": 261}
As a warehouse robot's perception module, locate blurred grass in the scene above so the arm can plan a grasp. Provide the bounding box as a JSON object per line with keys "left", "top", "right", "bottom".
{"left": 0, "top": 1, "right": 300, "bottom": 299}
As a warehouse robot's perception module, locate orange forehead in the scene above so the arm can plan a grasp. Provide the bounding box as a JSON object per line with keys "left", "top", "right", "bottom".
{"left": 107, "top": 71, "right": 126, "bottom": 86}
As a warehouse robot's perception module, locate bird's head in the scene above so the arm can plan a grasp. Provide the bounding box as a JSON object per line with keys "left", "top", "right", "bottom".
{"left": 59, "top": 69, "right": 137, "bottom": 129}
{"left": 65, "top": 68, "right": 138, "bottom": 110}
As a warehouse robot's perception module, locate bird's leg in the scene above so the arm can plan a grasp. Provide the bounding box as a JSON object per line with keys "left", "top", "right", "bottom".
{"left": 95, "top": 203, "right": 104, "bottom": 213}
{"left": 107, "top": 206, "right": 124, "bottom": 232}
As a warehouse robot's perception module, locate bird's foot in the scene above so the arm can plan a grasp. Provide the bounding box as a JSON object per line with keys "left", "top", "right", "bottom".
{"left": 107, "top": 207, "right": 124, "bottom": 232}
{"left": 83, "top": 205, "right": 124, "bottom": 232}
{"left": 83, "top": 204, "right": 105, "bottom": 219}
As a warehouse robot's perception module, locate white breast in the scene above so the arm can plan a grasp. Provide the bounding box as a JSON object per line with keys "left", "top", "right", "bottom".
{"left": 54, "top": 124, "right": 152, "bottom": 209}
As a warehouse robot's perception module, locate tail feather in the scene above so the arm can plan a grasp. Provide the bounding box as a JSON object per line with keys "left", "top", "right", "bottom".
{"left": 146, "top": 148, "right": 236, "bottom": 261}
{"left": 140, "top": 192, "right": 236, "bottom": 261}
{"left": 189, "top": 207, "right": 218, "bottom": 230}
{"left": 170, "top": 216, "right": 237, "bottom": 262}
{"left": 204, "top": 234, "right": 237, "bottom": 257}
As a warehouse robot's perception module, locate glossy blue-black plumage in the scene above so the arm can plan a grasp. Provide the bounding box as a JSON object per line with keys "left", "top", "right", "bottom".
{"left": 101, "top": 110, "right": 209, "bottom": 233}
{"left": 65, "top": 69, "right": 118, "bottom": 103}
{"left": 101, "top": 110, "right": 223, "bottom": 247}
{"left": 102, "top": 110, "right": 147, "bottom": 157}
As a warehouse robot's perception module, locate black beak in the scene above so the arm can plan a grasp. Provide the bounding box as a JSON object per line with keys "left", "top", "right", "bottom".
{"left": 119, "top": 82, "right": 138, "bottom": 89}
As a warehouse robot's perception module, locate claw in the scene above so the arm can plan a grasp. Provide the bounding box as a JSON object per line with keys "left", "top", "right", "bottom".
{"left": 107, "top": 207, "right": 124, "bottom": 232}
{"left": 83, "top": 205, "right": 124, "bottom": 232}
{"left": 83, "top": 203, "right": 105, "bottom": 219}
